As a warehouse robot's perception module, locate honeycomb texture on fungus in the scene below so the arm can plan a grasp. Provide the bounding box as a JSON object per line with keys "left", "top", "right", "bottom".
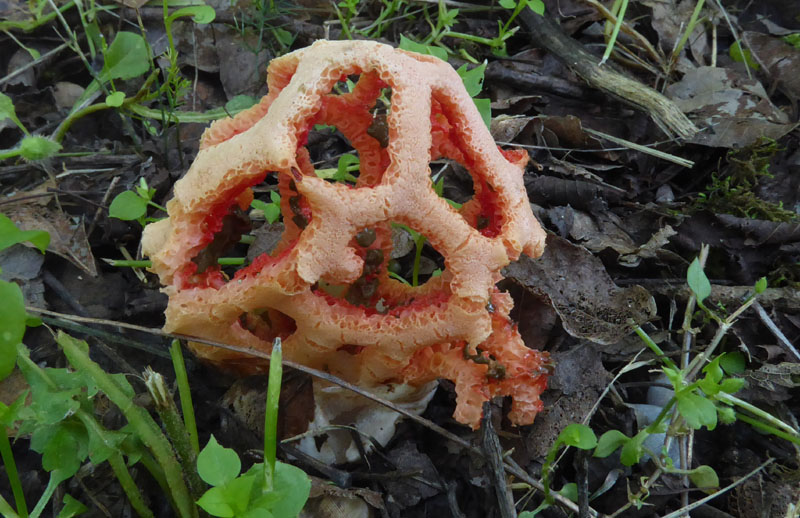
{"left": 141, "top": 40, "right": 549, "bottom": 429}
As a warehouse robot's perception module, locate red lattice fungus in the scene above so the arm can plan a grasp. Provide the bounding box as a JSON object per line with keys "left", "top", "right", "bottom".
{"left": 142, "top": 40, "right": 549, "bottom": 428}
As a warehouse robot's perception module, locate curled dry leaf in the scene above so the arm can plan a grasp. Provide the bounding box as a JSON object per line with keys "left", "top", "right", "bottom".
{"left": 742, "top": 31, "right": 800, "bottom": 102}
{"left": 504, "top": 235, "right": 656, "bottom": 344}
{"left": 666, "top": 66, "right": 796, "bottom": 148}
{"left": 4, "top": 205, "right": 97, "bottom": 276}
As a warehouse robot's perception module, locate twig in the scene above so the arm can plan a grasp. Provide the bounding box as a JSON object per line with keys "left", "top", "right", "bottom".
{"left": 0, "top": 42, "right": 70, "bottom": 86}
{"left": 752, "top": 301, "right": 800, "bottom": 361}
{"left": 582, "top": 127, "right": 694, "bottom": 168}
{"left": 25, "top": 306, "right": 596, "bottom": 517}
{"left": 481, "top": 404, "right": 517, "bottom": 518}
{"left": 517, "top": 11, "right": 697, "bottom": 140}
{"left": 86, "top": 176, "right": 119, "bottom": 238}
{"left": 658, "top": 459, "right": 773, "bottom": 518}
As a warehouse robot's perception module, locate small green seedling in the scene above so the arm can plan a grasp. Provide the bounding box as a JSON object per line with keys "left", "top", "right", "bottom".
{"left": 196, "top": 340, "right": 311, "bottom": 518}
{"left": 251, "top": 191, "right": 282, "bottom": 224}
{"left": 0, "top": 93, "right": 62, "bottom": 162}
{"left": 109, "top": 178, "right": 167, "bottom": 226}
{"left": 314, "top": 153, "right": 360, "bottom": 184}
{"left": 519, "top": 423, "right": 596, "bottom": 516}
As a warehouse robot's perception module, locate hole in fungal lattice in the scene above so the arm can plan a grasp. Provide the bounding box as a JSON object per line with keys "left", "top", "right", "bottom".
{"left": 311, "top": 224, "right": 447, "bottom": 315}
{"left": 303, "top": 72, "right": 392, "bottom": 188}
{"left": 388, "top": 224, "right": 446, "bottom": 288}
{"left": 237, "top": 309, "right": 297, "bottom": 344}
{"left": 429, "top": 93, "right": 505, "bottom": 237}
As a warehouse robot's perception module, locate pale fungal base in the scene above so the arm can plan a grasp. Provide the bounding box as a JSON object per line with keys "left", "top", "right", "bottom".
{"left": 297, "top": 380, "right": 438, "bottom": 464}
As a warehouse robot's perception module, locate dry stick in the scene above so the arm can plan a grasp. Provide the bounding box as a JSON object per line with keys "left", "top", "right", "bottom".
{"left": 25, "top": 306, "right": 592, "bottom": 517}
{"left": 517, "top": 11, "right": 698, "bottom": 141}
{"left": 481, "top": 404, "right": 517, "bottom": 518}
{"left": 659, "top": 459, "right": 773, "bottom": 518}
{"left": 86, "top": 175, "right": 119, "bottom": 238}
{"left": 0, "top": 42, "right": 70, "bottom": 86}
{"left": 752, "top": 300, "right": 800, "bottom": 361}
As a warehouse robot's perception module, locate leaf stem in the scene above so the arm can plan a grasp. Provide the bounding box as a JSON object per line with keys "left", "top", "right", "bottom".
{"left": 264, "top": 338, "right": 283, "bottom": 491}
{"left": 57, "top": 333, "right": 198, "bottom": 518}
{"left": 0, "top": 429, "right": 27, "bottom": 517}
{"left": 170, "top": 340, "right": 199, "bottom": 454}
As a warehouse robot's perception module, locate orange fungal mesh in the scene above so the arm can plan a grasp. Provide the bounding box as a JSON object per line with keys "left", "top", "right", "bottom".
{"left": 141, "top": 40, "right": 549, "bottom": 429}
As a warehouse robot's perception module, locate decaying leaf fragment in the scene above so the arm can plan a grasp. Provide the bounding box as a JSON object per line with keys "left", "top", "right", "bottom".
{"left": 504, "top": 235, "right": 656, "bottom": 344}
{"left": 666, "top": 66, "right": 796, "bottom": 148}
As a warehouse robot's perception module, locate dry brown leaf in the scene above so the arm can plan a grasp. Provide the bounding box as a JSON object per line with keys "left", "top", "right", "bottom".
{"left": 743, "top": 31, "right": 800, "bottom": 101}
{"left": 4, "top": 204, "right": 97, "bottom": 276}
{"left": 504, "top": 235, "right": 656, "bottom": 344}
{"left": 666, "top": 66, "right": 796, "bottom": 148}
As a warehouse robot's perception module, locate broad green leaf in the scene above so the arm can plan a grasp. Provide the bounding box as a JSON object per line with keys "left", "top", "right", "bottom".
{"left": 239, "top": 507, "right": 274, "bottom": 518}
{"left": 697, "top": 376, "right": 721, "bottom": 397}
{"left": 729, "top": 41, "right": 760, "bottom": 70}
{"left": 197, "top": 435, "right": 241, "bottom": 486}
{"left": 222, "top": 473, "right": 258, "bottom": 514}
{"left": 702, "top": 356, "right": 724, "bottom": 384}
{"left": 225, "top": 94, "right": 259, "bottom": 113}
{"left": 473, "top": 97, "right": 492, "bottom": 129}
{"left": 688, "top": 465, "right": 719, "bottom": 494}
{"left": 251, "top": 199, "right": 281, "bottom": 224}
{"left": 686, "top": 257, "right": 711, "bottom": 303}
{"left": 19, "top": 136, "right": 61, "bottom": 161}
{"left": 264, "top": 461, "right": 311, "bottom": 517}
{"left": 558, "top": 482, "right": 578, "bottom": 502}
{"left": 556, "top": 423, "right": 597, "bottom": 450}
{"left": 0, "top": 213, "right": 50, "bottom": 253}
{"left": 196, "top": 486, "right": 235, "bottom": 517}
{"left": 677, "top": 392, "right": 717, "bottom": 430}
{"left": 662, "top": 366, "right": 683, "bottom": 391}
{"left": 167, "top": 5, "right": 216, "bottom": 24}
{"left": 40, "top": 422, "right": 88, "bottom": 476}
{"left": 499, "top": 0, "right": 516, "bottom": 7}
{"left": 783, "top": 34, "right": 800, "bottom": 48}
{"left": 85, "top": 425, "right": 127, "bottom": 465}
{"left": 720, "top": 351, "right": 745, "bottom": 374}
{"left": 273, "top": 27, "right": 295, "bottom": 47}
{"left": 0, "top": 280, "right": 25, "bottom": 380}
{"left": 456, "top": 62, "right": 486, "bottom": 97}
{"left": 398, "top": 35, "right": 448, "bottom": 61}
{"left": 109, "top": 190, "right": 148, "bottom": 221}
{"left": 0, "top": 393, "right": 27, "bottom": 427}
{"left": 718, "top": 377, "right": 745, "bottom": 394}
{"left": 58, "top": 494, "right": 88, "bottom": 518}
{"left": 0, "top": 92, "right": 26, "bottom": 133}
{"left": 594, "top": 429, "right": 629, "bottom": 458}
{"left": 620, "top": 430, "right": 648, "bottom": 466}
{"left": 754, "top": 276, "right": 767, "bottom": 293}
{"left": 105, "top": 91, "right": 125, "bottom": 107}
{"left": 528, "top": 0, "right": 545, "bottom": 15}
{"left": 102, "top": 32, "right": 150, "bottom": 81}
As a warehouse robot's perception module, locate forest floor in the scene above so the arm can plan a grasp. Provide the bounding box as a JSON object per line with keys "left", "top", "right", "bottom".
{"left": 1, "top": 1, "right": 800, "bottom": 517}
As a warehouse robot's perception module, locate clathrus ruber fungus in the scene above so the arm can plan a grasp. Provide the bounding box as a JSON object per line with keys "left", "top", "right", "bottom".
{"left": 142, "top": 40, "right": 550, "bottom": 429}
